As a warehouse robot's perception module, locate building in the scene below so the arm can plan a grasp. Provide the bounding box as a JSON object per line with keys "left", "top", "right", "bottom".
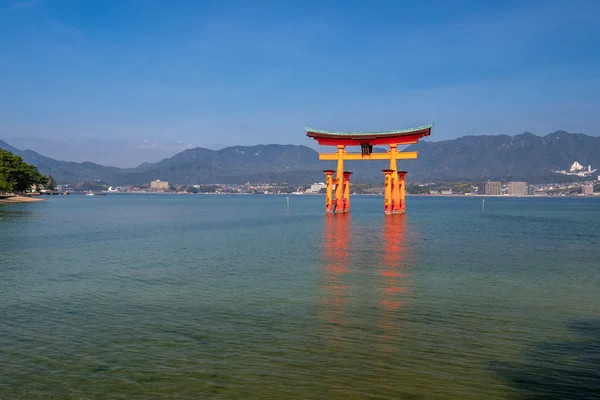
{"left": 440, "top": 189, "right": 453, "bottom": 195}
{"left": 479, "top": 181, "right": 501, "bottom": 195}
{"left": 307, "top": 183, "right": 326, "bottom": 193}
{"left": 556, "top": 161, "right": 596, "bottom": 177}
{"left": 570, "top": 161, "right": 584, "bottom": 173}
{"left": 507, "top": 182, "right": 527, "bottom": 196}
{"left": 582, "top": 185, "right": 594, "bottom": 196}
{"left": 527, "top": 185, "right": 536, "bottom": 195}
{"left": 150, "top": 180, "right": 169, "bottom": 190}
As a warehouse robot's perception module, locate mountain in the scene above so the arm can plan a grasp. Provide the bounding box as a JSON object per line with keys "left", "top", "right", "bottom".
{"left": 0, "top": 140, "right": 19, "bottom": 154}
{"left": 403, "top": 130, "right": 600, "bottom": 182}
{"left": 2, "top": 130, "right": 599, "bottom": 185}
{"left": 111, "top": 144, "right": 331, "bottom": 185}
{"left": 1, "top": 139, "right": 120, "bottom": 183}
{"left": 0, "top": 140, "right": 330, "bottom": 184}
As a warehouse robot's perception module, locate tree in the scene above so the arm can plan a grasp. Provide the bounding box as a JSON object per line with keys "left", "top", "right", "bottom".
{"left": 198, "top": 185, "right": 218, "bottom": 193}
{"left": 76, "top": 180, "right": 108, "bottom": 192}
{"left": 45, "top": 175, "right": 57, "bottom": 191}
{"left": 406, "top": 184, "right": 430, "bottom": 195}
{"left": 0, "top": 149, "right": 47, "bottom": 194}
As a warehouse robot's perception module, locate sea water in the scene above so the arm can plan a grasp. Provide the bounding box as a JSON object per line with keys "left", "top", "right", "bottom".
{"left": 1, "top": 195, "right": 599, "bottom": 399}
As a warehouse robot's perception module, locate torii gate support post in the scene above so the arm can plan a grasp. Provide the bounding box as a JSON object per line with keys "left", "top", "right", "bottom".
{"left": 398, "top": 171, "right": 407, "bottom": 213}
{"left": 383, "top": 169, "right": 394, "bottom": 215}
{"left": 323, "top": 170, "right": 335, "bottom": 213}
{"left": 334, "top": 145, "right": 345, "bottom": 213}
{"left": 343, "top": 171, "right": 352, "bottom": 213}
{"left": 389, "top": 144, "right": 402, "bottom": 214}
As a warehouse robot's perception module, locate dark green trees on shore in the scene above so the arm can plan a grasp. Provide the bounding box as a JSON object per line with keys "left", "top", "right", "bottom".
{"left": 0, "top": 149, "right": 48, "bottom": 194}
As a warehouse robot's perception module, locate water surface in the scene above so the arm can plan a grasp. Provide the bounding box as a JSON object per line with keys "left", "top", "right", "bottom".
{"left": 1, "top": 195, "right": 599, "bottom": 399}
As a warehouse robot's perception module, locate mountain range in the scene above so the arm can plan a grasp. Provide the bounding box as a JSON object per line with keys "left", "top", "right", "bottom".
{"left": 2, "top": 130, "right": 599, "bottom": 185}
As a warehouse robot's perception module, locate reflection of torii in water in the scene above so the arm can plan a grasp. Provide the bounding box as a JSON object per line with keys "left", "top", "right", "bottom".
{"left": 319, "top": 213, "right": 410, "bottom": 347}
{"left": 319, "top": 214, "right": 351, "bottom": 346}
{"left": 378, "top": 215, "right": 408, "bottom": 343}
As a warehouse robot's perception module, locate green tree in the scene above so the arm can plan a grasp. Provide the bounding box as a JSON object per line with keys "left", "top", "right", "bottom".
{"left": 0, "top": 149, "right": 47, "bottom": 194}
{"left": 76, "top": 181, "right": 108, "bottom": 192}
{"left": 45, "top": 175, "right": 57, "bottom": 191}
{"left": 0, "top": 169, "right": 10, "bottom": 193}
{"left": 198, "top": 185, "right": 219, "bottom": 193}
{"left": 406, "top": 184, "right": 430, "bottom": 194}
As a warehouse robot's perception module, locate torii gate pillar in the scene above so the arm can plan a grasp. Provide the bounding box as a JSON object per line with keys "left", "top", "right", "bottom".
{"left": 398, "top": 171, "right": 407, "bottom": 213}
{"left": 383, "top": 169, "right": 394, "bottom": 215}
{"left": 343, "top": 171, "right": 352, "bottom": 213}
{"left": 334, "top": 145, "right": 345, "bottom": 213}
{"left": 323, "top": 170, "right": 335, "bottom": 213}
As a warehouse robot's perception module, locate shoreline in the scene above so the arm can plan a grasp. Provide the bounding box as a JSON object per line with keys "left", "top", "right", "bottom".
{"left": 407, "top": 194, "right": 599, "bottom": 198}
{"left": 0, "top": 195, "right": 46, "bottom": 204}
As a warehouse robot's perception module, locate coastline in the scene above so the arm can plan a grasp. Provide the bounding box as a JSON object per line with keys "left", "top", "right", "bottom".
{"left": 407, "top": 194, "right": 599, "bottom": 198}
{"left": 0, "top": 195, "right": 46, "bottom": 204}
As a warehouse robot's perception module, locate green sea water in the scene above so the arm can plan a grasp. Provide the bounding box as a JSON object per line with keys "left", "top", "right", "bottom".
{"left": 1, "top": 194, "right": 599, "bottom": 399}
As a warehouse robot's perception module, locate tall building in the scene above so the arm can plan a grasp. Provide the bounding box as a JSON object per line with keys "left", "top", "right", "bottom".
{"left": 507, "top": 182, "right": 527, "bottom": 196}
{"left": 527, "top": 185, "right": 536, "bottom": 195}
{"left": 479, "top": 181, "right": 501, "bottom": 195}
{"left": 150, "top": 180, "right": 169, "bottom": 190}
{"left": 582, "top": 185, "right": 594, "bottom": 196}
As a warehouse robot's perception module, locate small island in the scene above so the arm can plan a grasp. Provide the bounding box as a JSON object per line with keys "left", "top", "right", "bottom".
{"left": 0, "top": 149, "right": 53, "bottom": 204}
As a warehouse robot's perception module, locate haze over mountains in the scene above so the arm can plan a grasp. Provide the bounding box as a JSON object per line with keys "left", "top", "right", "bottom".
{"left": 2, "top": 137, "right": 198, "bottom": 168}
{"left": 2, "top": 130, "right": 599, "bottom": 185}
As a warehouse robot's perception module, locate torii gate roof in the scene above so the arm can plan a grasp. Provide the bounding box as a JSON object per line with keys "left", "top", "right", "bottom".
{"left": 306, "top": 123, "right": 433, "bottom": 146}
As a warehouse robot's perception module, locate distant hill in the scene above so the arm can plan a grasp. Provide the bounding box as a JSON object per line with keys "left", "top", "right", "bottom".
{"left": 111, "top": 144, "right": 332, "bottom": 185}
{"left": 0, "top": 139, "right": 120, "bottom": 183}
{"left": 2, "top": 130, "right": 599, "bottom": 185}
{"left": 403, "top": 130, "right": 600, "bottom": 182}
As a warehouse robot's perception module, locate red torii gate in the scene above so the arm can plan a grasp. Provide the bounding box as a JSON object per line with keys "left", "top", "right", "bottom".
{"left": 306, "top": 124, "right": 433, "bottom": 215}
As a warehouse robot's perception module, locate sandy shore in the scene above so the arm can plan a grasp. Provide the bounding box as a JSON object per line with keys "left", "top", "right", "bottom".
{"left": 0, "top": 195, "right": 46, "bottom": 204}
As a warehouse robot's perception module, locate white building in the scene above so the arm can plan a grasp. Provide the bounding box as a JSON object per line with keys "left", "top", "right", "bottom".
{"left": 307, "top": 183, "right": 326, "bottom": 193}
{"left": 556, "top": 161, "right": 596, "bottom": 177}
{"left": 570, "top": 161, "right": 584, "bottom": 172}
{"left": 150, "top": 180, "right": 169, "bottom": 190}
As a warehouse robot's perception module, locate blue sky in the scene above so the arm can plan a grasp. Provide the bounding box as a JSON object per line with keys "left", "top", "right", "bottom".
{"left": 1, "top": 0, "right": 599, "bottom": 166}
